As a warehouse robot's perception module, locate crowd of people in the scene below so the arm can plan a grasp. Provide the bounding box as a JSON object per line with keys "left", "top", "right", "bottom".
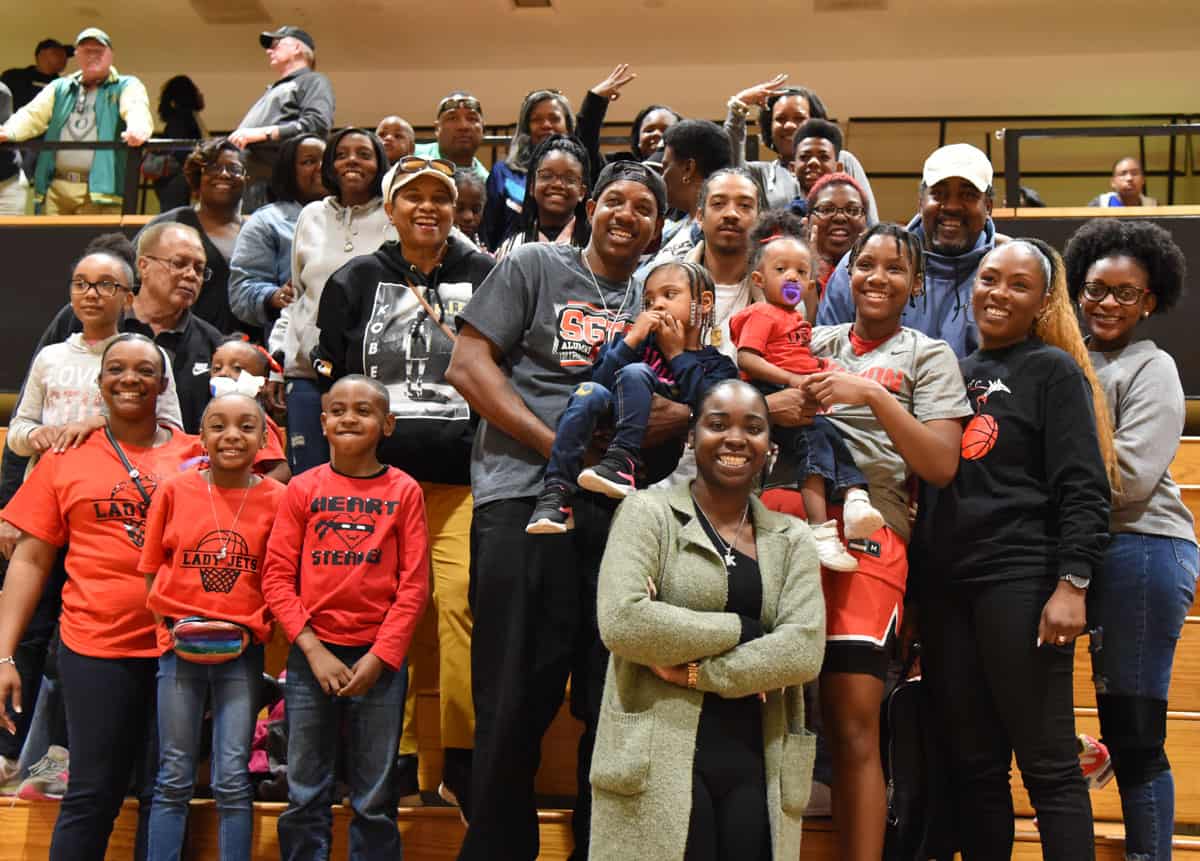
{"left": 0, "top": 21, "right": 1194, "bottom": 861}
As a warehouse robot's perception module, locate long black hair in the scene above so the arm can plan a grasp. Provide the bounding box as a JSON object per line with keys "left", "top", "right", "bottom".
{"left": 518, "top": 134, "right": 592, "bottom": 248}
{"left": 505, "top": 90, "right": 575, "bottom": 172}
{"left": 758, "top": 87, "right": 830, "bottom": 154}
{"left": 320, "top": 128, "right": 388, "bottom": 202}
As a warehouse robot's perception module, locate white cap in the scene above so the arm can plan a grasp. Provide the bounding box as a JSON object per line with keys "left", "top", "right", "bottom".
{"left": 922, "top": 143, "right": 993, "bottom": 193}
{"left": 381, "top": 157, "right": 457, "bottom": 204}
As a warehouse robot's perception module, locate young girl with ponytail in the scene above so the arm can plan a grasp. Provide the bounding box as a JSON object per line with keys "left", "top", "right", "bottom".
{"left": 917, "top": 238, "right": 1117, "bottom": 861}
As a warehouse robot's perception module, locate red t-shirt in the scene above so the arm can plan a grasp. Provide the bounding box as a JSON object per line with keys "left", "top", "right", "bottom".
{"left": 730, "top": 303, "right": 824, "bottom": 375}
{"left": 261, "top": 464, "right": 430, "bottom": 670}
{"left": 140, "top": 469, "right": 285, "bottom": 652}
{"left": 3, "top": 429, "right": 198, "bottom": 659}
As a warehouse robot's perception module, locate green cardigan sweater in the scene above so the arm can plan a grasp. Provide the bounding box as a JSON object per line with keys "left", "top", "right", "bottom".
{"left": 591, "top": 481, "right": 826, "bottom": 861}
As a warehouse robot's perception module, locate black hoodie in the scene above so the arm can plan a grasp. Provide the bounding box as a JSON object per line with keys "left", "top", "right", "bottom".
{"left": 313, "top": 235, "right": 495, "bottom": 485}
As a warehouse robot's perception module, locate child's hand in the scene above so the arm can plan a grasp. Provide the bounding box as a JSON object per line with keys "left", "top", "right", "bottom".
{"left": 338, "top": 652, "right": 386, "bottom": 698}
{"left": 623, "top": 310, "right": 661, "bottom": 350}
{"left": 656, "top": 315, "right": 686, "bottom": 360}
{"left": 27, "top": 425, "right": 61, "bottom": 454}
{"left": 304, "top": 641, "right": 354, "bottom": 695}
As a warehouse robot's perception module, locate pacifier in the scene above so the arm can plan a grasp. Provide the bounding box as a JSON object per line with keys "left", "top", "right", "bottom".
{"left": 781, "top": 281, "right": 804, "bottom": 306}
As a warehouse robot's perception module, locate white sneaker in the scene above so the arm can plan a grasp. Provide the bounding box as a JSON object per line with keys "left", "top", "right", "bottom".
{"left": 842, "top": 488, "right": 885, "bottom": 541}
{"left": 812, "top": 521, "right": 858, "bottom": 571}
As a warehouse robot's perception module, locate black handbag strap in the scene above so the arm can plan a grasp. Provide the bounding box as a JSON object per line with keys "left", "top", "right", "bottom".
{"left": 104, "top": 426, "right": 153, "bottom": 507}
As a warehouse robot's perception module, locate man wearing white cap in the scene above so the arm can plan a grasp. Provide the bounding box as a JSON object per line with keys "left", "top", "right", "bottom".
{"left": 231, "top": 26, "right": 334, "bottom": 213}
{"left": 818, "top": 142, "right": 998, "bottom": 359}
{"left": 0, "top": 27, "right": 151, "bottom": 215}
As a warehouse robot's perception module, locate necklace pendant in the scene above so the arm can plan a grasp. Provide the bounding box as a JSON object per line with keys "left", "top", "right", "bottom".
{"left": 217, "top": 547, "right": 227, "bottom": 561}
{"left": 724, "top": 551, "right": 736, "bottom": 568}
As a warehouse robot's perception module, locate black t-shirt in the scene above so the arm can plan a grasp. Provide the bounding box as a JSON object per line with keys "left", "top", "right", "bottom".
{"left": 924, "top": 338, "right": 1110, "bottom": 585}
{"left": 0, "top": 66, "right": 57, "bottom": 110}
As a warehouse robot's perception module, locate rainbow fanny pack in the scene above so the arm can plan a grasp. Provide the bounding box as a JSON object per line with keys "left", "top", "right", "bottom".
{"left": 171, "top": 617, "right": 251, "bottom": 664}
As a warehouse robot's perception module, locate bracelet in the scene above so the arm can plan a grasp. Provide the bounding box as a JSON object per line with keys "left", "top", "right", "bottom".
{"left": 727, "top": 97, "right": 752, "bottom": 119}
{"left": 0, "top": 656, "right": 15, "bottom": 667}
{"left": 686, "top": 661, "right": 699, "bottom": 689}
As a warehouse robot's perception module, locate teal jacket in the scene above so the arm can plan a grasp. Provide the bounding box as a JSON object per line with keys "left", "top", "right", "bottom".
{"left": 34, "top": 70, "right": 135, "bottom": 205}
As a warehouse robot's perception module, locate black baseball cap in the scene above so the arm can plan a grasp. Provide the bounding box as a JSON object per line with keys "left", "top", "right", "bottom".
{"left": 36, "top": 38, "right": 74, "bottom": 58}
{"left": 259, "top": 26, "right": 315, "bottom": 51}
{"left": 592, "top": 160, "right": 668, "bottom": 218}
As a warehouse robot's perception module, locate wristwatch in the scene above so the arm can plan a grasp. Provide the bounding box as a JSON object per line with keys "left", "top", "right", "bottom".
{"left": 686, "top": 662, "right": 699, "bottom": 689}
{"left": 1059, "top": 573, "right": 1091, "bottom": 590}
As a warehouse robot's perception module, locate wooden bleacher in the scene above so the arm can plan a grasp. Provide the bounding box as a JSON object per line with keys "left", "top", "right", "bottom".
{"left": 2, "top": 441, "right": 1200, "bottom": 859}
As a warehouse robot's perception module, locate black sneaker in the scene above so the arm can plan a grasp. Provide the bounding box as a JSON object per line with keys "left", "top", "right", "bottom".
{"left": 395, "top": 753, "right": 421, "bottom": 806}
{"left": 578, "top": 447, "right": 640, "bottom": 499}
{"left": 526, "top": 483, "right": 575, "bottom": 534}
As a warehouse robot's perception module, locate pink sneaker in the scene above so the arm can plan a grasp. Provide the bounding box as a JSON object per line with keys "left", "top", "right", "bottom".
{"left": 1077, "top": 734, "right": 1114, "bottom": 790}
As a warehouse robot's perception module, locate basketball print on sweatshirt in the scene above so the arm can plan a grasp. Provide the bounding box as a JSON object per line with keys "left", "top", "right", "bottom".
{"left": 962, "top": 378, "right": 1012, "bottom": 461}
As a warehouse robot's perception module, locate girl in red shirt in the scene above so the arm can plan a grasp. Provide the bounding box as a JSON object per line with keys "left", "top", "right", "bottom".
{"left": 140, "top": 392, "right": 285, "bottom": 861}
{"left": 0, "top": 333, "right": 197, "bottom": 861}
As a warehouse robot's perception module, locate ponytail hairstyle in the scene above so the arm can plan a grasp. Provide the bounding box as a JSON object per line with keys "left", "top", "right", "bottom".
{"left": 1008, "top": 237, "right": 1121, "bottom": 491}
{"left": 645, "top": 260, "right": 715, "bottom": 346}
{"left": 518, "top": 134, "right": 591, "bottom": 248}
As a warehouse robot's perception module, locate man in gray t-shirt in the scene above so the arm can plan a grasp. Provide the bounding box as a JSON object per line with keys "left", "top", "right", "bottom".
{"left": 446, "top": 162, "right": 673, "bottom": 858}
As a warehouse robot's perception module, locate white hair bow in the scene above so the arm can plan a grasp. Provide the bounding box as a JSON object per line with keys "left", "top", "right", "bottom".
{"left": 210, "top": 370, "right": 265, "bottom": 399}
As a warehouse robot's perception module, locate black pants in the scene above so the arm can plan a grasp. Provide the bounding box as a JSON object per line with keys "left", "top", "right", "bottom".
{"left": 459, "top": 494, "right": 614, "bottom": 861}
{"left": 50, "top": 644, "right": 158, "bottom": 861}
{"left": 684, "top": 696, "right": 771, "bottom": 861}
{"left": 922, "top": 577, "right": 1094, "bottom": 861}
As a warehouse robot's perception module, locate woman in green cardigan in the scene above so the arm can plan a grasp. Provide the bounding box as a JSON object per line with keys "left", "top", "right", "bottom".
{"left": 592, "top": 379, "right": 826, "bottom": 861}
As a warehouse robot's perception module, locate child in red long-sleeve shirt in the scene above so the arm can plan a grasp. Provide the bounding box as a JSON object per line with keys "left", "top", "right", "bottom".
{"left": 261, "top": 375, "right": 430, "bottom": 859}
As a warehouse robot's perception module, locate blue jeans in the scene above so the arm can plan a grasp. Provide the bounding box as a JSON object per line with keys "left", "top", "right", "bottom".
{"left": 147, "top": 645, "right": 264, "bottom": 861}
{"left": 285, "top": 378, "right": 330, "bottom": 475}
{"left": 545, "top": 363, "right": 662, "bottom": 487}
{"left": 1090, "top": 533, "right": 1198, "bottom": 861}
{"left": 278, "top": 643, "right": 407, "bottom": 861}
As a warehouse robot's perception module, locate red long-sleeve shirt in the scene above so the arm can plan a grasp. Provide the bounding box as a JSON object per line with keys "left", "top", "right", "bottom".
{"left": 261, "top": 464, "right": 430, "bottom": 669}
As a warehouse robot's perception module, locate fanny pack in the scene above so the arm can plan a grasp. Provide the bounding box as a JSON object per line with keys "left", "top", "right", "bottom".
{"left": 171, "top": 616, "right": 251, "bottom": 664}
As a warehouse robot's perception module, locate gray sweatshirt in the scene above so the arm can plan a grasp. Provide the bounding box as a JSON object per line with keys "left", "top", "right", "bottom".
{"left": 1092, "top": 340, "right": 1195, "bottom": 542}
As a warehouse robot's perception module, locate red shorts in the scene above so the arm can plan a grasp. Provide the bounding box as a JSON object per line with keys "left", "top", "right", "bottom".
{"left": 761, "top": 488, "right": 906, "bottom": 647}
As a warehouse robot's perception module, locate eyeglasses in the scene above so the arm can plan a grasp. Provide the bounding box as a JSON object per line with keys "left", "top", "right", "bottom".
{"left": 437, "top": 96, "right": 482, "bottom": 116}
{"left": 202, "top": 161, "right": 246, "bottom": 178}
{"left": 70, "top": 277, "right": 128, "bottom": 297}
{"left": 535, "top": 168, "right": 583, "bottom": 188}
{"left": 812, "top": 202, "right": 865, "bottom": 220}
{"left": 144, "top": 255, "right": 212, "bottom": 283}
{"left": 395, "top": 156, "right": 456, "bottom": 178}
{"left": 1081, "top": 282, "right": 1148, "bottom": 306}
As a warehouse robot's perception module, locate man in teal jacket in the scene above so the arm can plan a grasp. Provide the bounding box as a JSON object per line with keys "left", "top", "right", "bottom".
{"left": 0, "top": 27, "right": 151, "bottom": 214}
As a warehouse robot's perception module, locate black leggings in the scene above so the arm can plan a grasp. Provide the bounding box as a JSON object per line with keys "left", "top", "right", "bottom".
{"left": 922, "top": 577, "right": 1093, "bottom": 861}
{"left": 684, "top": 695, "right": 771, "bottom": 861}
{"left": 51, "top": 644, "right": 158, "bottom": 861}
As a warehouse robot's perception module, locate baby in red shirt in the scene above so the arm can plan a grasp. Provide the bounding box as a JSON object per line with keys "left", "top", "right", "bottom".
{"left": 731, "top": 227, "right": 884, "bottom": 571}
{"left": 262, "top": 375, "right": 429, "bottom": 858}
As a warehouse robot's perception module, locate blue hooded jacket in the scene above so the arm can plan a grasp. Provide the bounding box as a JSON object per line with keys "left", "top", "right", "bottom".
{"left": 816, "top": 214, "right": 996, "bottom": 359}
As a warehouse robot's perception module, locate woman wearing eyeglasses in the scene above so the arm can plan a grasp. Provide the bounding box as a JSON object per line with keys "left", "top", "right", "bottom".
{"left": 495, "top": 135, "right": 591, "bottom": 260}
{"left": 806, "top": 172, "right": 869, "bottom": 295}
{"left": 311, "top": 155, "right": 494, "bottom": 816}
{"left": 1064, "top": 218, "right": 1197, "bottom": 861}
{"left": 480, "top": 88, "right": 574, "bottom": 251}
{"left": 272, "top": 127, "right": 391, "bottom": 474}
{"left": 141, "top": 138, "right": 251, "bottom": 338}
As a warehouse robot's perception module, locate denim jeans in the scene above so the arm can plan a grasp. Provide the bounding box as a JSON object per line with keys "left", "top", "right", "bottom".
{"left": 147, "top": 645, "right": 264, "bottom": 861}
{"left": 545, "top": 363, "right": 664, "bottom": 487}
{"left": 278, "top": 643, "right": 407, "bottom": 861}
{"left": 285, "top": 378, "right": 330, "bottom": 475}
{"left": 1090, "top": 533, "right": 1198, "bottom": 860}
{"left": 51, "top": 644, "right": 158, "bottom": 861}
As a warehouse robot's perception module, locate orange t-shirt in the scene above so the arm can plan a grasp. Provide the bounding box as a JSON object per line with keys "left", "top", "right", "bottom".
{"left": 140, "top": 469, "right": 285, "bottom": 652}
{"left": 730, "top": 302, "right": 824, "bottom": 376}
{"left": 3, "top": 429, "right": 198, "bottom": 659}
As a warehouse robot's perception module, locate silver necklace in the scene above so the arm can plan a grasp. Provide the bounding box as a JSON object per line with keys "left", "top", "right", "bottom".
{"left": 580, "top": 249, "right": 634, "bottom": 320}
{"left": 204, "top": 474, "right": 253, "bottom": 561}
{"left": 691, "top": 494, "right": 749, "bottom": 569}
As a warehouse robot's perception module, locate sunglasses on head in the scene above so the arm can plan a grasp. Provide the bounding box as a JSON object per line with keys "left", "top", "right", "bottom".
{"left": 396, "top": 156, "right": 456, "bottom": 178}
{"left": 437, "top": 95, "right": 482, "bottom": 116}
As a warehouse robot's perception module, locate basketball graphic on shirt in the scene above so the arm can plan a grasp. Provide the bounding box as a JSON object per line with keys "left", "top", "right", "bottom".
{"left": 91, "top": 475, "right": 161, "bottom": 548}
{"left": 185, "top": 530, "right": 251, "bottom": 593}
{"left": 961, "top": 413, "right": 998, "bottom": 461}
